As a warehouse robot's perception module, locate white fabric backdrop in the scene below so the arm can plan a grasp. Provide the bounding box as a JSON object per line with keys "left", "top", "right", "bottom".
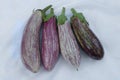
{"left": 0, "top": 0, "right": 120, "bottom": 80}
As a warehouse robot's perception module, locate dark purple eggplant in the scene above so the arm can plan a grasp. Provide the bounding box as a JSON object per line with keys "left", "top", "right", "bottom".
{"left": 21, "top": 5, "right": 52, "bottom": 73}
{"left": 71, "top": 8, "right": 104, "bottom": 60}
{"left": 41, "top": 8, "right": 59, "bottom": 71}
{"left": 57, "top": 7, "right": 80, "bottom": 69}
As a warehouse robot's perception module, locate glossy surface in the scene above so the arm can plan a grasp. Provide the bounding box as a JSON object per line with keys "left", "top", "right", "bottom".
{"left": 71, "top": 17, "right": 104, "bottom": 60}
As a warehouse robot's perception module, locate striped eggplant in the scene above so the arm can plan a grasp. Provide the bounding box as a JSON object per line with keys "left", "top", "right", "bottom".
{"left": 58, "top": 8, "right": 80, "bottom": 69}
{"left": 42, "top": 8, "right": 59, "bottom": 71}
{"left": 70, "top": 8, "right": 104, "bottom": 60}
{"left": 21, "top": 5, "right": 52, "bottom": 73}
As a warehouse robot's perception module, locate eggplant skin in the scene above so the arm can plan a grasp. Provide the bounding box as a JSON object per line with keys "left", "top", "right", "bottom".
{"left": 42, "top": 16, "right": 59, "bottom": 71}
{"left": 21, "top": 10, "right": 42, "bottom": 73}
{"left": 71, "top": 17, "right": 104, "bottom": 60}
{"left": 58, "top": 21, "right": 80, "bottom": 68}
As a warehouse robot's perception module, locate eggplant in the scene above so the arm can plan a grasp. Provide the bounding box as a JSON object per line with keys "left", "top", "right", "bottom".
{"left": 71, "top": 8, "right": 104, "bottom": 60}
{"left": 41, "top": 8, "right": 59, "bottom": 71}
{"left": 21, "top": 5, "right": 52, "bottom": 73}
{"left": 58, "top": 8, "right": 80, "bottom": 69}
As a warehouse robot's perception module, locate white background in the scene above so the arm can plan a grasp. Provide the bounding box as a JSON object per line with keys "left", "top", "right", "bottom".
{"left": 0, "top": 0, "right": 120, "bottom": 80}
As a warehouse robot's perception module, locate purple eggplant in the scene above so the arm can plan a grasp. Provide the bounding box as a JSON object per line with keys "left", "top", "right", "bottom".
{"left": 42, "top": 8, "right": 59, "bottom": 71}
{"left": 71, "top": 8, "right": 104, "bottom": 60}
{"left": 21, "top": 5, "right": 52, "bottom": 73}
{"left": 57, "top": 8, "right": 80, "bottom": 69}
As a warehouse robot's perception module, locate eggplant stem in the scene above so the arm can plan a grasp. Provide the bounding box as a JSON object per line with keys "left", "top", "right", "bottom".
{"left": 42, "top": 5, "right": 52, "bottom": 12}
{"left": 57, "top": 7, "right": 67, "bottom": 25}
{"left": 71, "top": 8, "right": 77, "bottom": 16}
{"left": 44, "top": 8, "right": 54, "bottom": 22}
{"left": 71, "top": 8, "right": 88, "bottom": 25}
{"left": 36, "top": 5, "right": 52, "bottom": 21}
{"left": 61, "top": 7, "right": 65, "bottom": 15}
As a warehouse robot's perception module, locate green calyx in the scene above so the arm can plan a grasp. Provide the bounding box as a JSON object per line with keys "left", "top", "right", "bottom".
{"left": 43, "top": 8, "right": 54, "bottom": 22}
{"left": 71, "top": 8, "right": 88, "bottom": 25}
{"left": 36, "top": 5, "right": 52, "bottom": 22}
{"left": 57, "top": 7, "right": 67, "bottom": 25}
